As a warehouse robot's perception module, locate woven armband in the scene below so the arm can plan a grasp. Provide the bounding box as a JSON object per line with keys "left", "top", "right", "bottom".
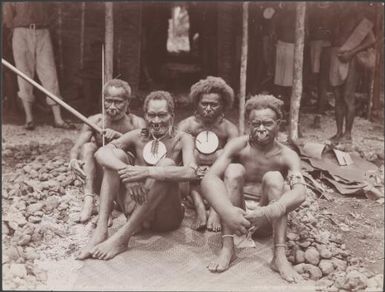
{"left": 262, "top": 201, "right": 287, "bottom": 223}
{"left": 288, "top": 172, "right": 306, "bottom": 189}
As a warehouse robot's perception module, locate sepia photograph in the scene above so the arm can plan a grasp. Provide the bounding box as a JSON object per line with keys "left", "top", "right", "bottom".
{"left": 2, "top": 1, "right": 384, "bottom": 291}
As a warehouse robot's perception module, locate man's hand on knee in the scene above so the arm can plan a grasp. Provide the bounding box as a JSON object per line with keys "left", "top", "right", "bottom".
{"left": 118, "top": 165, "right": 150, "bottom": 182}
{"left": 223, "top": 207, "right": 251, "bottom": 236}
{"left": 244, "top": 207, "right": 270, "bottom": 230}
{"left": 246, "top": 201, "right": 287, "bottom": 225}
{"left": 125, "top": 182, "right": 148, "bottom": 205}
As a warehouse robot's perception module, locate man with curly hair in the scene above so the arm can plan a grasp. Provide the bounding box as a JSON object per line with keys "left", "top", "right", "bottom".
{"left": 201, "top": 94, "right": 306, "bottom": 283}
{"left": 178, "top": 76, "right": 238, "bottom": 232}
{"left": 77, "top": 91, "right": 198, "bottom": 260}
{"left": 68, "top": 79, "right": 145, "bottom": 224}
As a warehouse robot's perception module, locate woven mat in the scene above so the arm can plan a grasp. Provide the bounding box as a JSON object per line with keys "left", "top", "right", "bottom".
{"left": 53, "top": 209, "right": 317, "bottom": 291}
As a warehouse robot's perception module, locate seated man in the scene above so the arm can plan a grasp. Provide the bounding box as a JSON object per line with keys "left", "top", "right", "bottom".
{"left": 201, "top": 95, "right": 306, "bottom": 283}
{"left": 178, "top": 76, "right": 238, "bottom": 231}
{"left": 69, "top": 79, "right": 145, "bottom": 223}
{"left": 77, "top": 91, "right": 198, "bottom": 260}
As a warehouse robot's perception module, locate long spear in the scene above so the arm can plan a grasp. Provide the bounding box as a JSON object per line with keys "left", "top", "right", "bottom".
{"left": 2, "top": 58, "right": 103, "bottom": 134}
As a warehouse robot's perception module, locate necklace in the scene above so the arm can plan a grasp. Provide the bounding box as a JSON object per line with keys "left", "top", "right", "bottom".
{"left": 142, "top": 129, "right": 170, "bottom": 165}
{"left": 194, "top": 114, "right": 222, "bottom": 155}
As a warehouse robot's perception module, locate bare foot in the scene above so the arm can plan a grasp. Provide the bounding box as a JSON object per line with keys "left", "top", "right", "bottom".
{"left": 207, "top": 209, "right": 221, "bottom": 232}
{"left": 78, "top": 196, "right": 94, "bottom": 223}
{"left": 192, "top": 205, "right": 207, "bottom": 231}
{"left": 270, "top": 248, "right": 302, "bottom": 283}
{"left": 340, "top": 133, "right": 352, "bottom": 143}
{"left": 76, "top": 226, "right": 108, "bottom": 260}
{"left": 207, "top": 247, "right": 236, "bottom": 273}
{"left": 91, "top": 234, "right": 128, "bottom": 260}
{"left": 329, "top": 133, "right": 343, "bottom": 144}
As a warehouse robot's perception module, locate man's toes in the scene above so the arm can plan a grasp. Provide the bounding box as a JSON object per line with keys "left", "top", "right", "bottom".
{"left": 216, "top": 265, "right": 227, "bottom": 273}
{"left": 207, "top": 263, "right": 218, "bottom": 272}
{"left": 99, "top": 252, "right": 108, "bottom": 260}
{"left": 91, "top": 247, "right": 100, "bottom": 258}
{"left": 76, "top": 250, "right": 90, "bottom": 260}
{"left": 293, "top": 272, "right": 302, "bottom": 283}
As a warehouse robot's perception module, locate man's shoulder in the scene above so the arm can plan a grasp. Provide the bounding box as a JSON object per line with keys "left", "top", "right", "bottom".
{"left": 178, "top": 116, "right": 195, "bottom": 129}
{"left": 222, "top": 118, "right": 237, "bottom": 129}
{"left": 127, "top": 114, "right": 145, "bottom": 128}
{"left": 88, "top": 113, "right": 102, "bottom": 122}
{"left": 227, "top": 135, "right": 249, "bottom": 150}
{"left": 277, "top": 142, "right": 300, "bottom": 162}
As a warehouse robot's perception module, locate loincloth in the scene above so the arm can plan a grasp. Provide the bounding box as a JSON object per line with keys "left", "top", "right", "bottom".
{"left": 329, "top": 47, "right": 350, "bottom": 87}
{"left": 274, "top": 40, "right": 295, "bottom": 87}
{"left": 242, "top": 183, "right": 263, "bottom": 211}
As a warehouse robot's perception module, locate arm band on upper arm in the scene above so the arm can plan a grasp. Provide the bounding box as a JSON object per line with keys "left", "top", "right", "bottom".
{"left": 287, "top": 172, "right": 306, "bottom": 189}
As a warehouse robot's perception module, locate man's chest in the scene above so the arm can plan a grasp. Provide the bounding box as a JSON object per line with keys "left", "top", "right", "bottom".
{"left": 238, "top": 151, "right": 285, "bottom": 181}
{"left": 189, "top": 124, "right": 228, "bottom": 146}
{"left": 136, "top": 136, "right": 183, "bottom": 166}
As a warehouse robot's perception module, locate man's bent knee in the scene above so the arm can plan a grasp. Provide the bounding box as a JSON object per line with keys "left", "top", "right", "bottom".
{"left": 262, "top": 171, "right": 284, "bottom": 190}
{"left": 224, "top": 163, "right": 246, "bottom": 183}
{"left": 110, "top": 148, "right": 132, "bottom": 164}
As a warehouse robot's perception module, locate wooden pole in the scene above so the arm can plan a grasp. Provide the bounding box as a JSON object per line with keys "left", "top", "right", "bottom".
{"left": 289, "top": 2, "right": 306, "bottom": 143}
{"left": 239, "top": 2, "right": 249, "bottom": 134}
{"left": 80, "top": 2, "right": 86, "bottom": 69}
{"left": 57, "top": 3, "right": 63, "bottom": 79}
{"left": 2, "top": 58, "right": 105, "bottom": 134}
{"left": 105, "top": 2, "right": 114, "bottom": 81}
{"left": 102, "top": 45, "right": 106, "bottom": 146}
{"left": 369, "top": 5, "right": 383, "bottom": 121}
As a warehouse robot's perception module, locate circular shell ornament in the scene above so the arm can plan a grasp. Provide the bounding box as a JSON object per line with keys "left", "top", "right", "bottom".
{"left": 195, "top": 131, "right": 219, "bottom": 155}
{"left": 143, "top": 140, "right": 167, "bottom": 165}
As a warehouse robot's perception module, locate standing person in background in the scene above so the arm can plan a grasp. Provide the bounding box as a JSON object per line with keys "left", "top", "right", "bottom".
{"left": 272, "top": 3, "right": 296, "bottom": 112}
{"left": 3, "top": 2, "right": 75, "bottom": 130}
{"left": 308, "top": 3, "right": 335, "bottom": 128}
{"left": 329, "top": 3, "right": 376, "bottom": 143}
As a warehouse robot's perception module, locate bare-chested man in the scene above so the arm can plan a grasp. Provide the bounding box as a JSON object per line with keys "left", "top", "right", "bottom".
{"left": 69, "top": 79, "right": 145, "bottom": 223}
{"left": 329, "top": 3, "right": 376, "bottom": 143}
{"left": 178, "top": 76, "right": 238, "bottom": 231}
{"left": 201, "top": 95, "right": 306, "bottom": 283}
{"left": 77, "top": 91, "right": 198, "bottom": 260}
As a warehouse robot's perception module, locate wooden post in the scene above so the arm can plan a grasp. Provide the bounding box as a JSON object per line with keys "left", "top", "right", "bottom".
{"left": 369, "top": 5, "right": 383, "bottom": 121}
{"left": 57, "top": 3, "right": 63, "bottom": 79}
{"left": 105, "top": 2, "right": 114, "bottom": 81}
{"left": 80, "top": 2, "right": 86, "bottom": 69}
{"left": 239, "top": 2, "right": 249, "bottom": 134}
{"left": 289, "top": 2, "right": 306, "bottom": 143}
